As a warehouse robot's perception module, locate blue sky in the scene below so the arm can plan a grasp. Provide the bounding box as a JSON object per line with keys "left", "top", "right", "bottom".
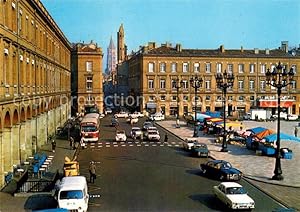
{"left": 41, "top": 0, "right": 300, "bottom": 66}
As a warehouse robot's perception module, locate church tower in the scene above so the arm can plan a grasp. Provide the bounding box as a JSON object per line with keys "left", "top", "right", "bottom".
{"left": 117, "top": 24, "right": 125, "bottom": 63}
{"left": 106, "top": 36, "right": 117, "bottom": 76}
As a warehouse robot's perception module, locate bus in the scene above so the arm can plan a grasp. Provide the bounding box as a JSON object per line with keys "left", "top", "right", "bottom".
{"left": 80, "top": 113, "right": 100, "bottom": 142}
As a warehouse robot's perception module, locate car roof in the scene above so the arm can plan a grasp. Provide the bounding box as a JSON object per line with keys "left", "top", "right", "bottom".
{"left": 117, "top": 130, "right": 125, "bottom": 133}
{"left": 132, "top": 127, "right": 141, "bottom": 130}
{"left": 220, "top": 182, "right": 242, "bottom": 188}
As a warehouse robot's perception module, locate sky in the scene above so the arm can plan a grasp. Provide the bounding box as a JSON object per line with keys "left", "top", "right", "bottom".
{"left": 41, "top": 0, "right": 300, "bottom": 68}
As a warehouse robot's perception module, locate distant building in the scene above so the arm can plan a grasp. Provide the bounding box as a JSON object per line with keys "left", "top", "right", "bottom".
{"left": 106, "top": 36, "right": 117, "bottom": 76}
{"left": 71, "top": 41, "right": 104, "bottom": 114}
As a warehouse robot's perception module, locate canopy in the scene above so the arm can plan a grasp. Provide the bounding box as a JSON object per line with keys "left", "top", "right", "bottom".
{"left": 194, "top": 113, "right": 211, "bottom": 121}
{"left": 217, "top": 122, "right": 244, "bottom": 129}
{"left": 209, "top": 118, "right": 223, "bottom": 123}
{"left": 255, "top": 129, "right": 275, "bottom": 140}
{"left": 264, "top": 133, "right": 300, "bottom": 143}
{"left": 247, "top": 127, "right": 268, "bottom": 134}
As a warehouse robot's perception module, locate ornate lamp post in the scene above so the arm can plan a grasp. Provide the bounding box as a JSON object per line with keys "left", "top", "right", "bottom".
{"left": 174, "top": 78, "right": 184, "bottom": 128}
{"left": 215, "top": 70, "right": 234, "bottom": 152}
{"left": 265, "top": 62, "right": 294, "bottom": 180}
{"left": 190, "top": 76, "right": 203, "bottom": 137}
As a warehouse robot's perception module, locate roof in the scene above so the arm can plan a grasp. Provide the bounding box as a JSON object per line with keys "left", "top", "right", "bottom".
{"left": 59, "top": 176, "right": 87, "bottom": 190}
{"left": 142, "top": 45, "right": 298, "bottom": 58}
{"left": 220, "top": 182, "right": 242, "bottom": 188}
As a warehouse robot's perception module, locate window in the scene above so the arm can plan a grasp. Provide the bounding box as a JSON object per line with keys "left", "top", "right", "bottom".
{"left": 160, "top": 95, "right": 166, "bottom": 101}
{"left": 148, "top": 62, "right": 154, "bottom": 72}
{"left": 86, "top": 61, "right": 93, "bottom": 72}
{"left": 182, "top": 80, "right": 188, "bottom": 89}
{"left": 291, "top": 65, "right": 297, "bottom": 74}
{"left": 249, "top": 80, "right": 255, "bottom": 90}
{"left": 249, "top": 64, "right": 255, "bottom": 73}
{"left": 205, "top": 63, "right": 211, "bottom": 73}
{"left": 171, "top": 63, "right": 177, "bottom": 72}
{"left": 205, "top": 96, "right": 211, "bottom": 101}
{"left": 227, "top": 64, "right": 233, "bottom": 73}
{"left": 183, "top": 96, "right": 188, "bottom": 101}
{"left": 250, "top": 96, "right": 255, "bottom": 101}
{"left": 238, "top": 64, "right": 244, "bottom": 73}
{"left": 238, "top": 96, "right": 245, "bottom": 101}
{"left": 260, "top": 80, "right": 266, "bottom": 91}
{"left": 291, "top": 80, "right": 296, "bottom": 89}
{"left": 228, "top": 96, "right": 233, "bottom": 101}
{"left": 86, "top": 76, "right": 93, "bottom": 91}
{"left": 238, "top": 80, "right": 244, "bottom": 90}
{"left": 172, "top": 96, "right": 177, "bottom": 101}
{"left": 205, "top": 80, "right": 211, "bottom": 90}
{"left": 216, "top": 95, "right": 222, "bottom": 101}
{"left": 183, "top": 62, "right": 189, "bottom": 72}
{"left": 148, "top": 79, "right": 154, "bottom": 89}
{"left": 160, "top": 62, "right": 166, "bottom": 72}
{"left": 260, "top": 64, "right": 266, "bottom": 73}
{"left": 160, "top": 79, "right": 166, "bottom": 89}
{"left": 194, "top": 63, "right": 200, "bottom": 72}
{"left": 216, "top": 63, "right": 222, "bottom": 73}
{"left": 149, "top": 96, "right": 155, "bottom": 101}
{"left": 171, "top": 79, "right": 177, "bottom": 89}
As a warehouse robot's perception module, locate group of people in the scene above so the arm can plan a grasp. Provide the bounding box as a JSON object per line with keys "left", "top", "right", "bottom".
{"left": 69, "top": 136, "right": 86, "bottom": 150}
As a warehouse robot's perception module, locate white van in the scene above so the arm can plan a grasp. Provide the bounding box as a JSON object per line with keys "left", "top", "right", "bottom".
{"left": 56, "top": 176, "right": 89, "bottom": 212}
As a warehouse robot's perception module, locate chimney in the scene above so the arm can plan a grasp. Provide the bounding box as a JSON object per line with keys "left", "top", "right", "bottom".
{"left": 265, "top": 48, "right": 270, "bottom": 55}
{"left": 220, "top": 45, "right": 225, "bottom": 53}
{"left": 254, "top": 48, "right": 259, "bottom": 54}
{"left": 281, "top": 41, "right": 288, "bottom": 53}
{"left": 148, "top": 42, "right": 156, "bottom": 50}
{"left": 166, "top": 42, "right": 172, "bottom": 48}
{"left": 176, "top": 44, "right": 182, "bottom": 52}
{"left": 241, "top": 46, "right": 244, "bottom": 52}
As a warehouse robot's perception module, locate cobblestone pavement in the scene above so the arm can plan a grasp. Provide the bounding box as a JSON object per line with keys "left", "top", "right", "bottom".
{"left": 156, "top": 119, "right": 300, "bottom": 210}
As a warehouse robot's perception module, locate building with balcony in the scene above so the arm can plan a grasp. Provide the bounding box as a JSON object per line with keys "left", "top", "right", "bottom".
{"left": 0, "top": 0, "right": 71, "bottom": 187}
{"left": 125, "top": 41, "right": 300, "bottom": 117}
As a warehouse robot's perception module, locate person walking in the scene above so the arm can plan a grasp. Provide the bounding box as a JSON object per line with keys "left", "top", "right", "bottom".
{"left": 89, "top": 161, "right": 96, "bottom": 183}
{"left": 164, "top": 133, "right": 168, "bottom": 143}
{"left": 294, "top": 127, "right": 298, "bottom": 137}
{"left": 80, "top": 137, "right": 86, "bottom": 149}
{"left": 51, "top": 138, "right": 56, "bottom": 153}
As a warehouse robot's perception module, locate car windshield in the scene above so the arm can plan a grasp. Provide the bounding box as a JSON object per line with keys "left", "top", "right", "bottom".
{"left": 222, "top": 162, "right": 232, "bottom": 169}
{"left": 82, "top": 126, "right": 97, "bottom": 132}
{"left": 59, "top": 190, "right": 83, "bottom": 199}
{"left": 226, "top": 187, "right": 247, "bottom": 195}
{"left": 149, "top": 131, "right": 158, "bottom": 135}
{"left": 117, "top": 131, "right": 125, "bottom": 135}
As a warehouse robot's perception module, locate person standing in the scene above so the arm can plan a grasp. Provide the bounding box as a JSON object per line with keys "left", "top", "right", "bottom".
{"left": 69, "top": 136, "right": 74, "bottom": 150}
{"left": 295, "top": 127, "right": 298, "bottom": 137}
{"left": 89, "top": 161, "right": 96, "bottom": 183}
{"left": 164, "top": 133, "right": 168, "bottom": 143}
{"left": 51, "top": 139, "right": 56, "bottom": 153}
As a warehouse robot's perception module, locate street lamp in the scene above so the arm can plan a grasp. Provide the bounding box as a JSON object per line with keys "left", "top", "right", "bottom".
{"left": 215, "top": 70, "right": 234, "bottom": 152}
{"left": 265, "top": 62, "right": 294, "bottom": 181}
{"left": 190, "top": 76, "right": 203, "bottom": 137}
{"left": 174, "top": 77, "right": 184, "bottom": 128}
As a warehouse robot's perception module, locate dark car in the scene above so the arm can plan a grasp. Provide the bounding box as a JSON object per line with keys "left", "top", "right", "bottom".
{"left": 200, "top": 160, "right": 242, "bottom": 181}
{"left": 191, "top": 143, "right": 209, "bottom": 157}
{"left": 111, "top": 117, "right": 119, "bottom": 127}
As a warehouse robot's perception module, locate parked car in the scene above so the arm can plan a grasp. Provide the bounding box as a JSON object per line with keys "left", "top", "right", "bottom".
{"left": 242, "top": 112, "right": 251, "bottom": 120}
{"left": 126, "top": 117, "right": 139, "bottom": 124}
{"left": 105, "top": 108, "right": 113, "bottom": 114}
{"left": 200, "top": 160, "right": 242, "bottom": 181}
{"left": 272, "top": 112, "right": 287, "bottom": 120}
{"left": 149, "top": 112, "right": 165, "bottom": 121}
{"left": 115, "top": 130, "right": 127, "bottom": 142}
{"left": 146, "top": 130, "right": 160, "bottom": 141}
{"left": 191, "top": 143, "right": 209, "bottom": 157}
{"left": 213, "top": 182, "right": 255, "bottom": 210}
{"left": 114, "top": 111, "right": 129, "bottom": 118}
{"left": 130, "top": 111, "right": 144, "bottom": 118}
{"left": 130, "top": 127, "right": 143, "bottom": 139}
{"left": 183, "top": 139, "right": 197, "bottom": 150}
{"left": 143, "top": 121, "right": 153, "bottom": 130}
{"left": 286, "top": 114, "right": 298, "bottom": 121}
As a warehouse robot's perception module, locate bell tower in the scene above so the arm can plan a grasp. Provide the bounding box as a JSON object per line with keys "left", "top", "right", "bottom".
{"left": 117, "top": 24, "right": 125, "bottom": 63}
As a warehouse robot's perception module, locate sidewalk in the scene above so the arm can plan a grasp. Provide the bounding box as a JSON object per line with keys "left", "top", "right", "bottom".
{"left": 156, "top": 120, "right": 300, "bottom": 210}
{"left": 0, "top": 138, "right": 76, "bottom": 212}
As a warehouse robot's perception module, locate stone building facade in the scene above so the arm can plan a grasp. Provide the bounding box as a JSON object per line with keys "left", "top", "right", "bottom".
{"left": 126, "top": 42, "right": 300, "bottom": 117}
{"left": 71, "top": 41, "right": 103, "bottom": 114}
{"left": 0, "top": 0, "right": 71, "bottom": 187}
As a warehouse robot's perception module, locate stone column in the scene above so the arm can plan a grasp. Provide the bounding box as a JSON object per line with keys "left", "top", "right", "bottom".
{"left": 12, "top": 125, "right": 20, "bottom": 165}
{"left": 31, "top": 116, "right": 38, "bottom": 154}
{"left": 37, "top": 114, "right": 46, "bottom": 146}
{"left": 2, "top": 128, "right": 12, "bottom": 171}
{"left": 25, "top": 119, "right": 33, "bottom": 157}
{"left": 0, "top": 133, "right": 4, "bottom": 188}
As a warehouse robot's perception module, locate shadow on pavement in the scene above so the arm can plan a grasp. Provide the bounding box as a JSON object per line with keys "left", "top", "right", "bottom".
{"left": 24, "top": 194, "right": 57, "bottom": 211}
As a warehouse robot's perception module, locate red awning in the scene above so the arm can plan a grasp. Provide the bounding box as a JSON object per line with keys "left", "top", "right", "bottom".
{"left": 259, "top": 100, "right": 294, "bottom": 108}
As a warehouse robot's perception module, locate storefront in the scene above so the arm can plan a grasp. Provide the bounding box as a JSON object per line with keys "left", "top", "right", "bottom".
{"left": 146, "top": 102, "right": 157, "bottom": 114}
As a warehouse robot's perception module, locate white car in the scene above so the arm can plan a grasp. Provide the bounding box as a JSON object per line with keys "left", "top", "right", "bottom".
{"left": 114, "top": 111, "right": 129, "bottom": 118}
{"left": 183, "top": 139, "right": 197, "bottom": 150}
{"left": 145, "top": 127, "right": 159, "bottom": 137}
{"left": 105, "top": 108, "right": 113, "bottom": 114}
{"left": 126, "top": 117, "right": 139, "bottom": 124}
{"left": 213, "top": 182, "right": 255, "bottom": 210}
{"left": 143, "top": 121, "right": 153, "bottom": 130}
{"left": 149, "top": 112, "right": 165, "bottom": 121}
{"left": 130, "top": 127, "right": 143, "bottom": 139}
{"left": 286, "top": 114, "right": 298, "bottom": 121}
{"left": 146, "top": 130, "right": 161, "bottom": 141}
{"left": 130, "top": 112, "right": 144, "bottom": 118}
{"left": 115, "top": 130, "right": 127, "bottom": 142}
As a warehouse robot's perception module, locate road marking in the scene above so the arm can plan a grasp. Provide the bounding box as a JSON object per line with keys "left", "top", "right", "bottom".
{"left": 106, "top": 145, "right": 110, "bottom": 148}
{"left": 175, "top": 144, "right": 180, "bottom": 147}
{"left": 99, "top": 146, "right": 102, "bottom": 148}
{"left": 145, "top": 144, "right": 149, "bottom": 147}
{"left": 121, "top": 144, "right": 126, "bottom": 147}
{"left": 90, "top": 194, "right": 101, "bottom": 198}
{"left": 168, "top": 144, "right": 172, "bottom": 147}
{"left": 120, "top": 142, "right": 125, "bottom": 144}
{"left": 171, "top": 142, "right": 176, "bottom": 144}
{"left": 137, "top": 144, "right": 141, "bottom": 147}
{"left": 160, "top": 144, "right": 164, "bottom": 146}
{"left": 106, "top": 142, "right": 110, "bottom": 145}
{"left": 129, "top": 144, "right": 134, "bottom": 147}
{"left": 152, "top": 144, "right": 157, "bottom": 147}
{"left": 113, "top": 145, "right": 118, "bottom": 147}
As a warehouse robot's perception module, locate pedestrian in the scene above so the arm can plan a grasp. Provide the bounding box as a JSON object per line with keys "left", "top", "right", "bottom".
{"left": 89, "top": 161, "right": 96, "bottom": 183}
{"left": 51, "top": 138, "right": 56, "bottom": 153}
{"left": 69, "top": 136, "right": 74, "bottom": 150}
{"left": 295, "top": 127, "right": 298, "bottom": 137}
{"left": 80, "top": 137, "right": 85, "bottom": 149}
{"left": 164, "top": 133, "right": 168, "bottom": 143}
